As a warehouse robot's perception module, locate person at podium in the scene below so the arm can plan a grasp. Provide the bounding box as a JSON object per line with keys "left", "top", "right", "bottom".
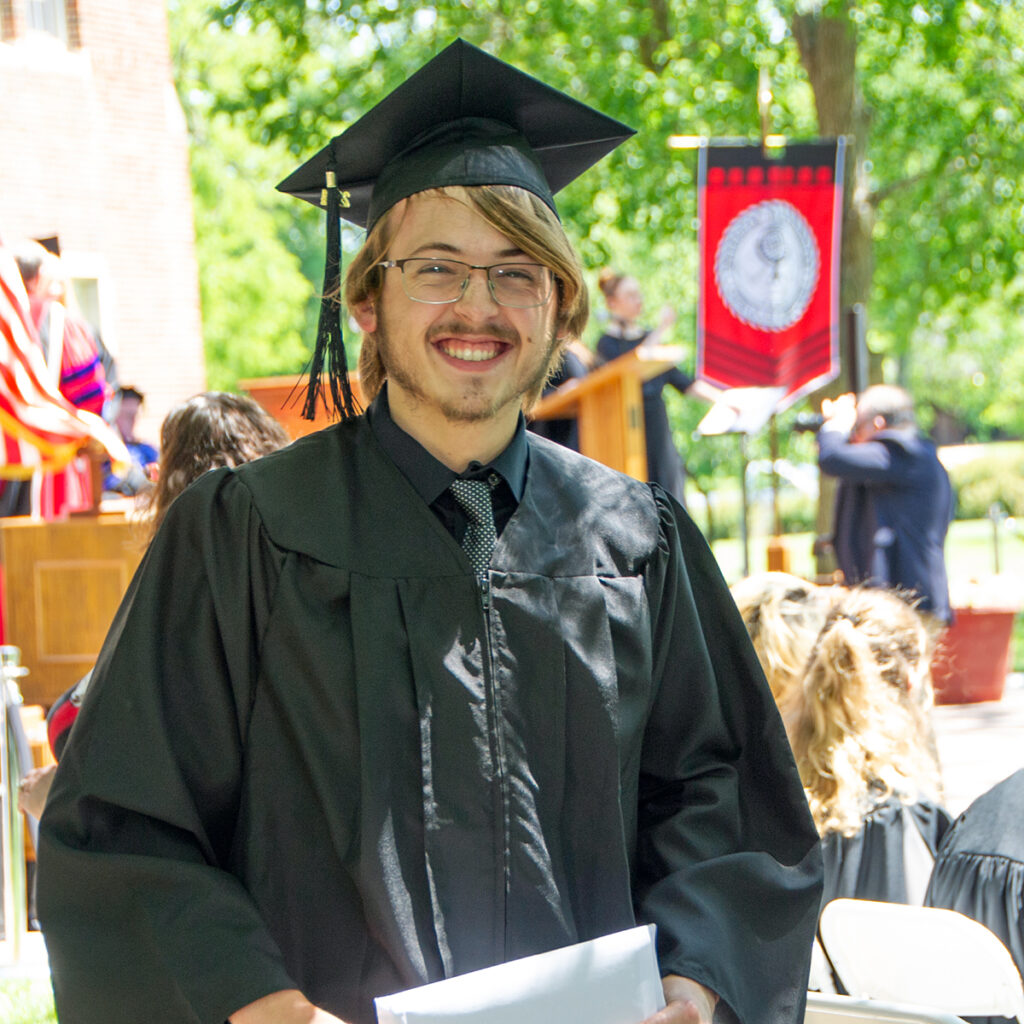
{"left": 596, "top": 269, "right": 721, "bottom": 505}
{"left": 38, "top": 40, "right": 821, "bottom": 1024}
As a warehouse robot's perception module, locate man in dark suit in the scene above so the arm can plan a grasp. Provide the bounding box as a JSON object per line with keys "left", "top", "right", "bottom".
{"left": 817, "top": 385, "right": 954, "bottom": 623}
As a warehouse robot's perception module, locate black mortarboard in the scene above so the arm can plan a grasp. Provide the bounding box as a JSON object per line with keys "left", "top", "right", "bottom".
{"left": 277, "top": 38, "right": 634, "bottom": 421}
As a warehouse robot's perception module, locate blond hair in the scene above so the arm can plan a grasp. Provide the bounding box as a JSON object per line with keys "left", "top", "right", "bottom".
{"left": 730, "top": 572, "right": 836, "bottom": 714}
{"left": 347, "top": 185, "right": 588, "bottom": 406}
{"left": 789, "top": 587, "right": 942, "bottom": 837}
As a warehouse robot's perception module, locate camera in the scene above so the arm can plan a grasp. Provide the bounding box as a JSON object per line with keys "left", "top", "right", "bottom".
{"left": 792, "top": 412, "right": 825, "bottom": 433}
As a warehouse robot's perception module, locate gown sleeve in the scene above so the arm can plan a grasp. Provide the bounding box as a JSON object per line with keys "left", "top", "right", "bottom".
{"left": 663, "top": 366, "right": 694, "bottom": 395}
{"left": 817, "top": 433, "right": 902, "bottom": 484}
{"left": 37, "top": 469, "right": 295, "bottom": 1024}
{"left": 595, "top": 333, "right": 619, "bottom": 363}
{"left": 635, "top": 487, "right": 823, "bottom": 1024}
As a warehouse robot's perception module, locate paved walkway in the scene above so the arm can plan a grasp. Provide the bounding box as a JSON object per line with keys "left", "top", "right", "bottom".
{"left": 933, "top": 672, "right": 1024, "bottom": 817}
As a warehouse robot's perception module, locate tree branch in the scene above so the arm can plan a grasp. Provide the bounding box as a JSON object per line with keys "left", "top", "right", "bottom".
{"left": 638, "top": 0, "right": 672, "bottom": 73}
{"left": 869, "top": 143, "right": 959, "bottom": 208}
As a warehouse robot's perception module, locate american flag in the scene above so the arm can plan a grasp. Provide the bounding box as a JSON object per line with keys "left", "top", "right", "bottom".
{"left": 0, "top": 246, "right": 128, "bottom": 480}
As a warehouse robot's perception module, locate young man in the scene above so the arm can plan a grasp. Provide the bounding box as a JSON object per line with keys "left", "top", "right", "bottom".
{"left": 38, "top": 41, "right": 821, "bottom": 1024}
{"left": 817, "top": 384, "right": 954, "bottom": 624}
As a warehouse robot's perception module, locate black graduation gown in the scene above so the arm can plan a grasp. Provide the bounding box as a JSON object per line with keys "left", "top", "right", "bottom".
{"left": 37, "top": 418, "right": 822, "bottom": 1024}
{"left": 820, "top": 796, "right": 952, "bottom": 909}
{"left": 925, "top": 769, "right": 1024, "bottom": 980}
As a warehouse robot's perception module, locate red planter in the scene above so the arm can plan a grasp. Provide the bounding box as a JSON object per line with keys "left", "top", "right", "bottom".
{"left": 931, "top": 608, "right": 1016, "bottom": 705}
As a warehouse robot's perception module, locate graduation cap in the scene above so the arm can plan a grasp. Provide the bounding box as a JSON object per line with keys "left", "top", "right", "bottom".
{"left": 277, "top": 38, "right": 635, "bottom": 421}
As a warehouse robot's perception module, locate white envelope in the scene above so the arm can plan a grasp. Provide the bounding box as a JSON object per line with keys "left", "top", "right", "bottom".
{"left": 374, "top": 924, "right": 664, "bottom": 1024}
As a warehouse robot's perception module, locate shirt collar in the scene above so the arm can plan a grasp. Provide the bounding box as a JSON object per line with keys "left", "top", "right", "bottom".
{"left": 368, "top": 386, "right": 528, "bottom": 505}
{"left": 603, "top": 317, "right": 647, "bottom": 342}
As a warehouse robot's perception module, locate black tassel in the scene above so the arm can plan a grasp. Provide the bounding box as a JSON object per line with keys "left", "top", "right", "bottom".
{"left": 302, "top": 158, "right": 359, "bottom": 421}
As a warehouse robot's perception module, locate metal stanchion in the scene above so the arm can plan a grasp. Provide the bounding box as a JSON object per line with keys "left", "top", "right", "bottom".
{"left": 0, "top": 645, "right": 29, "bottom": 967}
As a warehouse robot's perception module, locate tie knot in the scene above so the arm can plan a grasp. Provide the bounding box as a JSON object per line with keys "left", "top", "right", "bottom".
{"left": 449, "top": 478, "right": 492, "bottom": 524}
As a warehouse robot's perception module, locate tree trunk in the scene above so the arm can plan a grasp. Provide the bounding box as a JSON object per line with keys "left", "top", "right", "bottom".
{"left": 791, "top": 6, "right": 875, "bottom": 580}
{"left": 791, "top": 9, "right": 873, "bottom": 319}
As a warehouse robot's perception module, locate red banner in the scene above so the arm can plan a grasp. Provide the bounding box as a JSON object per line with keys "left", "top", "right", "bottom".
{"left": 696, "top": 140, "right": 844, "bottom": 410}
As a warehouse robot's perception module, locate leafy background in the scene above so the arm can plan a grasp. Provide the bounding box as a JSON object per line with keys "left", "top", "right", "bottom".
{"left": 168, "top": 0, "right": 1024, "bottom": 530}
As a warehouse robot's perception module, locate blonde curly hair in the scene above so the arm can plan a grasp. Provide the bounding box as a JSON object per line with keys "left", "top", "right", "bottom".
{"left": 730, "top": 572, "right": 836, "bottom": 715}
{"left": 789, "top": 587, "right": 943, "bottom": 837}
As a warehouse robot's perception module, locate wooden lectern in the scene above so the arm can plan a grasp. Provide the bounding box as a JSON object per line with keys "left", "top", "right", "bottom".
{"left": 0, "top": 510, "right": 144, "bottom": 705}
{"left": 239, "top": 375, "right": 367, "bottom": 440}
{"left": 528, "top": 345, "right": 685, "bottom": 481}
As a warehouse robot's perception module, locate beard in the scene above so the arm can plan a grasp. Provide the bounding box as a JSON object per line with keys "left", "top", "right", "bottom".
{"left": 373, "top": 304, "right": 561, "bottom": 424}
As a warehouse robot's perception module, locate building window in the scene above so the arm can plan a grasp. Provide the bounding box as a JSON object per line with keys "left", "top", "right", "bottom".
{"left": 26, "top": 0, "right": 67, "bottom": 43}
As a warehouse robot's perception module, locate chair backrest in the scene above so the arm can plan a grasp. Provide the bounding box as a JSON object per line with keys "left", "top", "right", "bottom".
{"left": 806, "top": 992, "right": 970, "bottom": 1024}
{"left": 819, "top": 898, "right": 1024, "bottom": 1022}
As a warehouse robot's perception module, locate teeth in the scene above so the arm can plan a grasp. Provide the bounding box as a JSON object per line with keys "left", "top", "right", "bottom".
{"left": 440, "top": 343, "right": 500, "bottom": 362}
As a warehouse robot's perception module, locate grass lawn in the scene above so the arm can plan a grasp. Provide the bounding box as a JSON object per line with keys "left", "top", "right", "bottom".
{"left": 710, "top": 517, "right": 1024, "bottom": 671}
{"left": 0, "top": 978, "right": 56, "bottom": 1024}
{"left": 709, "top": 517, "right": 1024, "bottom": 585}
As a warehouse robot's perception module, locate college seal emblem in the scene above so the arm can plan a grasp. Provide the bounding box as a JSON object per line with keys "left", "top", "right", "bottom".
{"left": 713, "top": 199, "right": 819, "bottom": 332}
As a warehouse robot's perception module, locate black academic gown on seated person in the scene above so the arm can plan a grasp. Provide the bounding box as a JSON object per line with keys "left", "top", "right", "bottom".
{"left": 37, "top": 416, "right": 822, "bottom": 1024}
{"left": 925, "top": 769, "right": 1024, "bottom": 981}
{"left": 820, "top": 796, "right": 952, "bottom": 909}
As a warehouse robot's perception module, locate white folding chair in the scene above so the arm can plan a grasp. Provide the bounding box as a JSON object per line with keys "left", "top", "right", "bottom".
{"left": 819, "top": 898, "right": 1024, "bottom": 1023}
{"left": 806, "top": 991, "right": 967, "bottom": 1024}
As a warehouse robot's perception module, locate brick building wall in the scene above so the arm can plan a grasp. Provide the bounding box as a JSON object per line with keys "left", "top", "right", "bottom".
{"left": 0, "top": 0, "right": 205, "bottom": 439}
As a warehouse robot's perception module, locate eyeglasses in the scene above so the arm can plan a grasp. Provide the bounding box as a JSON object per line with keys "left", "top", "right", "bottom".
{"left": 377, "top": 258, "right": 555, "bottom": 309}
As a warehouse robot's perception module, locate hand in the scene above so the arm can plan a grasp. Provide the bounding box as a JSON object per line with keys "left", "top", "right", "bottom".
{"left": 642, "top": 975, "right": 718, "bottom": 1024}
{"left": 820, "top": 392, "right": 858, "bottom": 435}
{"left": 657, "top": 304, "right": 678, "bottom": 331}
{"left": 229, "top": 989, "right": 347, "bottom": 1023}
{"left": 18, "top": 764, "right": 58, "bottom": 819}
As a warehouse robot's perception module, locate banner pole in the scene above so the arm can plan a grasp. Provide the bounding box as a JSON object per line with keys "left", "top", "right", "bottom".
{"left": 758, "top": 66, "right": 791, "bottom": 573}
{"left": 739, "top": 434, "right": 750, "bottom": 578}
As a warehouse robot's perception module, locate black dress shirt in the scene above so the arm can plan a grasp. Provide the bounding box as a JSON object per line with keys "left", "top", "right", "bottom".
{"left": 366, "top": 386, "right": 527, "bottom": 543}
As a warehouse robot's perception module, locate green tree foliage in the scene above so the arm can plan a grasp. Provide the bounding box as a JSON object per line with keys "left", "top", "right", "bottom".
{"left": 170, "top": 0, "right": 1024, "bottom": 444}
{"left": 170, "top": 0, "right": 320, "bottom": 389}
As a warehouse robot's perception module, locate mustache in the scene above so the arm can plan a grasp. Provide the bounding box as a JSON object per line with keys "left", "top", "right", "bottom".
{"left": 425, "top": 320, "right": 521, "bottom": 346}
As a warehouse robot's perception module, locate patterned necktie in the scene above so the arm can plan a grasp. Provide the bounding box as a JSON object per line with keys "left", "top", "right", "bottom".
{"left": 449, "top": 478, "right": 497, "bottom": 575}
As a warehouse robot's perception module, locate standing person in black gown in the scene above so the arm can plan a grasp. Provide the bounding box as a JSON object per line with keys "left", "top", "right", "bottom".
{"left": 37, "top": 40, "right": 822, "bottom": 1024}
{"left": 595, "top": 269, "right": 719, "bottom": 505}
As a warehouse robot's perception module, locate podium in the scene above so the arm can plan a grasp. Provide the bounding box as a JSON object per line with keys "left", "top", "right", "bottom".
{"left": 239, "top": 374, "right": 367, "bottom": 440}
{"left": 529, "top": 345, "right": 684, "bottom": 481}
{"left": 0, "top": 510, "right": 144, "bottom": 706}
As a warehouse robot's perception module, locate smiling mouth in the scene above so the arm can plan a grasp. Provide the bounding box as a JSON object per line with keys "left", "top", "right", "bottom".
{"left": 436, "top": 340, "right": 507, "bottom": 363}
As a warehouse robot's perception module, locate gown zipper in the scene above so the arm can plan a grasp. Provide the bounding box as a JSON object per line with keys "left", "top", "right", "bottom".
{"left": 477, "top": 568, "right": 510, "bottom": 958}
